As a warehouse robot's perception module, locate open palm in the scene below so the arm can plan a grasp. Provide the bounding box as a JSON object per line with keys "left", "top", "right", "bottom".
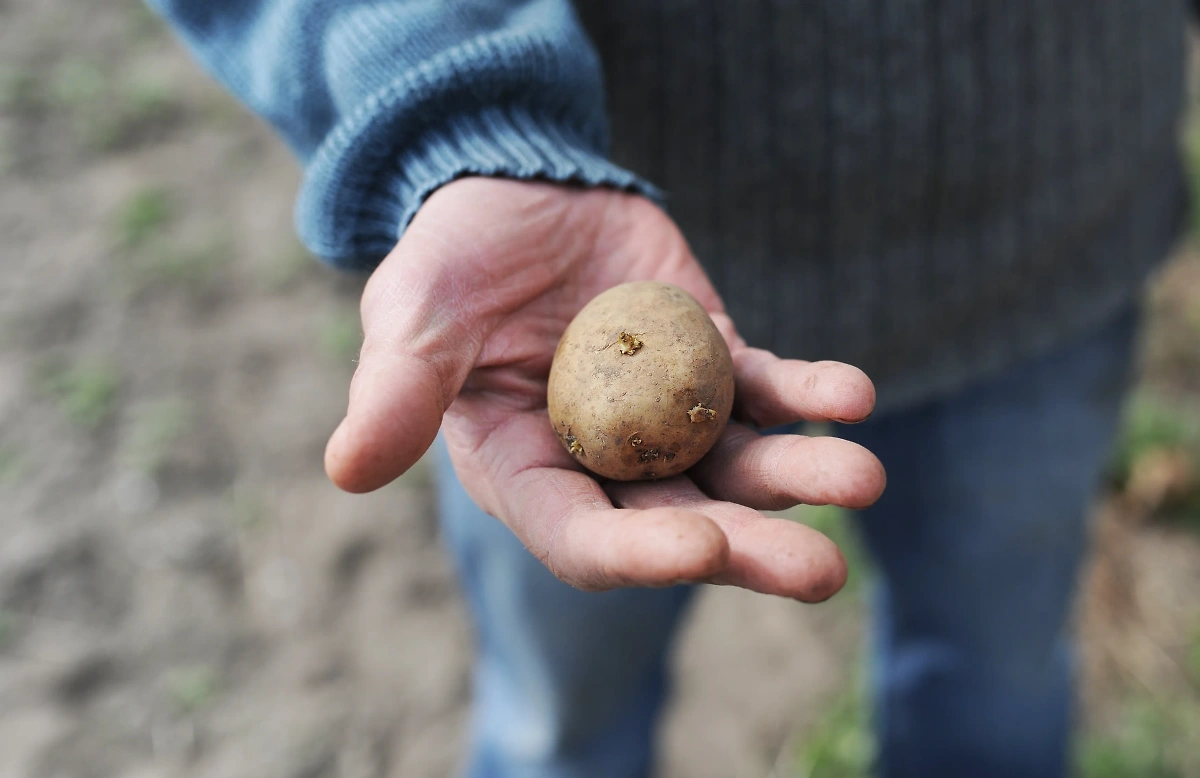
{"left": 324, "top": 178, "right": 885, "bottom": 600}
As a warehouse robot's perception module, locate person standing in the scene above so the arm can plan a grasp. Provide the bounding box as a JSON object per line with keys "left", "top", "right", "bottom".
{"left": 150, "top": 2, "right": 1191, "bottom": 776}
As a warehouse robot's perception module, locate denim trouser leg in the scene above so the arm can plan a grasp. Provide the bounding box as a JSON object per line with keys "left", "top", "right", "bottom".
{"left": 434, "top": 440, "right": 695, "bottom": 778}
{"left": 839, "top": 309, "right": 1138, "bottom": 778}
{"left": 434, "top": 307, "right": 1137, "bottom": 778}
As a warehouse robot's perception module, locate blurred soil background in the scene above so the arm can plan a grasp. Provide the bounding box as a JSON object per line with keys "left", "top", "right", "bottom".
{"left": 0, "top": 3, "right": 1198, "bottom": 777}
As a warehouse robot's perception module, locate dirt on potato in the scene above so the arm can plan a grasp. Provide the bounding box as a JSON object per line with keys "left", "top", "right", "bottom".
{"left": 547, "top": 282, "right": 734, "bottom": 481}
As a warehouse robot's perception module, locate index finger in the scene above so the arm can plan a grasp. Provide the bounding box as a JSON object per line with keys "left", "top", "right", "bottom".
{"left": 730, "top": 348, "right": 876, "bottom": 429}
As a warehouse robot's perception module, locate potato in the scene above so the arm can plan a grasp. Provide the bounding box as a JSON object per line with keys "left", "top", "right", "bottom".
{"left": 547, "top": 281, "right": 735, "bottom": 481}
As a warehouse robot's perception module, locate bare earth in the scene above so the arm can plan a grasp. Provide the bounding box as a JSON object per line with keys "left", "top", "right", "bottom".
{"left": 0, "top": 3, "right": 861, "bottom": 777}
{"left": 2, "top": 3, "right": 1198, "bottom": 778}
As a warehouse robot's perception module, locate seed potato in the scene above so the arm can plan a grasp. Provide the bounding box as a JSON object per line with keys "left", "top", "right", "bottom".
{"left": 547, "top": 281, "right": 735, "bottom": 481}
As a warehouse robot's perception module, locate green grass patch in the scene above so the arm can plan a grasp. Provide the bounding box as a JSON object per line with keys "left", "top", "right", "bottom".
{"left": 1104, "top": 392, "right": 1200, "bottom": 532}
{"left": 165, "top": 665, "right": 219, "bottom": 712}
{"left": 790, "top": 680, "right": 874, "bottom": 778}
{"left": 37, "top": 360, "right": 120, "bottom": 430}
{"left": 788, "top": 503, "right": 871, "bottom": 596}
{"left": 114, "top": 188, "right": 173, "bottom": 250}
{"left": 781, "top": 495, "right": 873, "bottom": 775}
{"left": 319, "top": 310, "right": 363, "bottom": 363}
{"left": 1077, "top": 698, "right": 1200, "bottom": 778}
{"left": 1107, "top": 393, "right": 1200, "bottom": 486}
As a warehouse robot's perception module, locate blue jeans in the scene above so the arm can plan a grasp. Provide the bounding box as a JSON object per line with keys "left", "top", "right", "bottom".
{"left": 434, "top": 309, "right": 1137, "bottom": 778}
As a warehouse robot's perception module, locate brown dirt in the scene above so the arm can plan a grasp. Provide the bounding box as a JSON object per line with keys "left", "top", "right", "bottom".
{"left": 4, "top": 3, "right": 1199, "bottom": 778}
{"left": 0, "top": 2, "right": 853, "bottom": 777}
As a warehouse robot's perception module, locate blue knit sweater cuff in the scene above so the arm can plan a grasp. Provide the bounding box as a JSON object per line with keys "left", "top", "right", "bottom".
{"left": 295, "top": 102, "right": 660, "bottom": 272}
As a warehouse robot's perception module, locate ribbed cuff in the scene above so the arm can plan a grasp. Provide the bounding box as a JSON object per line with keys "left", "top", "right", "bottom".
{"left": 296, "top": 102, "right": 661, "bottom": 271}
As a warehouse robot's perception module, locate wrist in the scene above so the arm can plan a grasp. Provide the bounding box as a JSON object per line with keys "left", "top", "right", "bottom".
{"left": 298, "top": 102, "right": 661, "bottom": 272}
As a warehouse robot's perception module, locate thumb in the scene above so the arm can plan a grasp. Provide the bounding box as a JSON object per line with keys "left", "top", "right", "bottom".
{"left": 324, "top": 244, "right": 481, "bottom": 494}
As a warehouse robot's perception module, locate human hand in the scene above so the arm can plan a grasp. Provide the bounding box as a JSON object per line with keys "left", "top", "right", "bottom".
{"left": 324, "top": 178, "right": 885, "bottom": 600}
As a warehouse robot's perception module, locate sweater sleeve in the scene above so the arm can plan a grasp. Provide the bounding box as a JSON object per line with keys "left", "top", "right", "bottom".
{"left": 147, "top": 0, "right": 656, "bottom": 270}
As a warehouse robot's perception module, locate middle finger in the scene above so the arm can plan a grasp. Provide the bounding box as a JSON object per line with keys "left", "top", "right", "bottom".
{"left": 606, "top": 476, "right": 848, "bottom": 601}
{"left": 689, "top": 423, "right": 886, "bottom": 511}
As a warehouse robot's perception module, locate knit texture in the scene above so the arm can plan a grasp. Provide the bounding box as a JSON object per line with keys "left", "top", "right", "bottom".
{"left": 575, "top": 0, "right": 1190, "bottom": 411}
{"left": 148, "top": 0, "right": 658, "bottom": 267}
{"left": 152, "top": 0, "right": 1190, "bottom": 413}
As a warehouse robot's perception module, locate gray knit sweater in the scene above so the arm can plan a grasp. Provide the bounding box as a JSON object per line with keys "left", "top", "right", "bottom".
{"left": 575, "top": 0, "right": 1190, "bottom": 412}
{"left": 158, "top": 0, "right": 1191, "bottom": 413}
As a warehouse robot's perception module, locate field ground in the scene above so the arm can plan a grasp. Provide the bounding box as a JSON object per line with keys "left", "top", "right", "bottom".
{"left": 2, "top": 3, "right": 1200, "bottom": 777}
